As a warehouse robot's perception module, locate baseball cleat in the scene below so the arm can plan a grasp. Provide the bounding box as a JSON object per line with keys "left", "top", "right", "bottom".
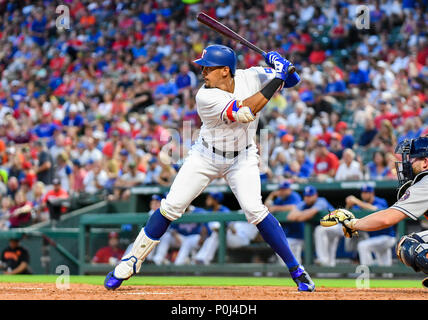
{"left": 290, "top": 265, "right": 315, "bottom": 292}
{"left": 104, "top": 271, "right": 124, "bottom": 290}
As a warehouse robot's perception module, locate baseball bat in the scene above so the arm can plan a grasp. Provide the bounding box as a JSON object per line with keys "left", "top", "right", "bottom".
{"left": 196, "top": 12, "right": 295, "bottom": 74}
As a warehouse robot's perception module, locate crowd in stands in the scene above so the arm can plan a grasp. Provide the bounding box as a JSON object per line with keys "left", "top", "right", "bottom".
{"left": 0, "top": 0, "right": 427, "bottom": 231}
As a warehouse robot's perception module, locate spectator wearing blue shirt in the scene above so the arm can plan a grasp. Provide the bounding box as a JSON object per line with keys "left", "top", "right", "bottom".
{"left": 30, "top": 9, "right": 47, "bottom": 46}
{"left": 143, "top": 157, "right": 163, "bottom": 185}
{"left": 365, "top": 150, "right": 391, "bottom": 180}
{"left": 283, "top": 148, "right": 313, "bottom": 182}
{"left": 265, "top": 181, "right": 304, "bottom": 263}
{"left": 194, "top": 192, "right": 231, "bottom": 265}
{"left": 348, "top": 63, "right": 369, "bottom": 88}
{"left": 175, "top": 63, "right": 197, "bottom": 92}
{"left": 324, "top": 67, "right": 347, "bottom": 99}
{"left": 154, "top": 80, "right": 178, "bottom": 100}
{"left": 33, "top": 112, "right": 60, "bottom": 139}
{"left": 62, "top": 104, "right": 85, "bottom": 128}
{"left": 346, "top": 184, "right": 396, "bottom": 266}
{"left": 287, "top": 186, "right": 337, "bottom": 266}
{"left": 138, "top": 3, "right": 157, "bottom": 26}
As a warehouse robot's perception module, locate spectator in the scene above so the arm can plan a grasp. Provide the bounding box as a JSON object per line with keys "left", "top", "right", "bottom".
{"left": 365, "top": 150, "right": 391, "bottom": 180}
{"left": 42, "top": 178, "right": 70, "bottom": 225}
{"left": 80, "top": 137, "right": 103, "bottom": 165}
{"left": 270, "top": 134, "right": 296, "bottom": 176}
{"left": 113, "top": 162, "right": 145, "bottom": 201}
{"left": 358, "top": 117, "right": 378, "bottom": 147}
{"left": 30, "top": 181, "right": 47, "bottom": 223}
{"left": 143, "top": 157, "right": 162, "bottom": 185}
{"left": 33, "top": 140, "right": 54, "bottom": 186}
{"left": 334, "top": 148, "right": 364, "bottom": 181}
{"left": 8, "top": 190, "right": 33, "bottom": 229}
{"left": 283, "top": 148, "right": 313, "bottom": 183}
{"left": 372, "top": 119, "right": 397, "bottom": 152}
{"left": 0, "top": 196, "right": 12, "bottom": 230}
{"left": 54, "top": 152, "right": 73, "bottom": 193}
{"left": 1, "top": 237, "right": 32, "bottom": 274}
{"left": 70, "top": 159, "right": 87, "bottom": 194}
{"left": 83, "top": 160, "right": 108, "bottom": 195}
{"left": 312, "top": 140, "right": 340, "bottom": 182}
{"left": 92, "top": 231, "right": 125, "bottom": 266}
{"left": 329, "top": 132, "right": 344, "bottom": 159}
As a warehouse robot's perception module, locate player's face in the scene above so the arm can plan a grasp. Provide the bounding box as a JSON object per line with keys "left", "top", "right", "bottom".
{"left": 411, "top": 157, "right": 428, "bottom": 175}
{"left": 278, "top": 188, "right": 291, "bottom": 198}
{"left": 201, "top": 66, "right": 229, "bottom": 88}
{"left": 304, "top": 194, "right": 317, "bottom": 206}
{"left": 361, "top": 191, "right": 373, "bottom": 203}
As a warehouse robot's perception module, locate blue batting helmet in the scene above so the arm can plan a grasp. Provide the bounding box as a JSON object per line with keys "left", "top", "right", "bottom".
{"left": 193, "top": 45, "right": 237, "bottom": 75}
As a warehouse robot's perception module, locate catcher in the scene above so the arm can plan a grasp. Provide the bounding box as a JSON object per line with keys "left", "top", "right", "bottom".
{"left": 320, "top": 136, "right": 428, "bottom": 288}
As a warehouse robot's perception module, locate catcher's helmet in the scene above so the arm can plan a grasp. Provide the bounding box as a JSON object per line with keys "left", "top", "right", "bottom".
{"left": 193, "top": 45, "right": 237, "bottom": 75}
{"left": 395, "top": 136, "right": 428, "bottom": 187}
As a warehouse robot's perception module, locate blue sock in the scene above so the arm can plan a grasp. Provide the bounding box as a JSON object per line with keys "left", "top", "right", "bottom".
{"left": 256, "top": 213, "right": 299, "bottom": 270}
{"left": 144, "top": 208, "right": 171, "bottom": 240}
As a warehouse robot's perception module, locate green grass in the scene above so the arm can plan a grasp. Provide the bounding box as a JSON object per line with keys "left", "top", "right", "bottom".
{"left": 0, "top": 275, "right": 423, "bottom": 288}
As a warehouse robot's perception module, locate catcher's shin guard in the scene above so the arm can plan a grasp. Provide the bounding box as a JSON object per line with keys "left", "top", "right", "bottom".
{"left": 290, "top": 265, "right": 315, "bottom": 292}
{"left": 112, "top": 228, "right": 160, "bottom": 280}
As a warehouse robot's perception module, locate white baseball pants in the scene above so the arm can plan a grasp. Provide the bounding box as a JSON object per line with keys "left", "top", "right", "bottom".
{"left": 160, "top": 145, "right": 269, "bottom": 225}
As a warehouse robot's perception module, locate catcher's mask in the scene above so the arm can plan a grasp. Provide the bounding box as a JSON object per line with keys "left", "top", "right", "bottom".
{"left": 395, "top": 136, "right": 428, "bottom": 187}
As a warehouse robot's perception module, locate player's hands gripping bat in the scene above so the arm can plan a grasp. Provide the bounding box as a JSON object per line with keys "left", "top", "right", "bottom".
{"left": 320, "top": 208, "right": 359, "bottom": 238}
{"left": 265, "top": 52, "right": 293, "bottom": 81}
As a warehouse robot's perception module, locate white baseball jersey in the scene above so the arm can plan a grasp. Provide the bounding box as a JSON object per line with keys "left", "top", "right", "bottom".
{"left": 195, "top": 67, "right": 276, "bottom": 152}
{"left": 160, "top": 66, "right": 281, "bottom": 225}
{"left": 391, "top": 174, "right": 428, "bottom": 220}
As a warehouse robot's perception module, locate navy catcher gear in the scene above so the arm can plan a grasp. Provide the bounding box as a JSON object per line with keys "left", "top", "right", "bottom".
{"left": 396, "top": 232, "right": 428, "bottom": 274}
{"left": 193, "top": 45, "right": 237, "bottom": 75}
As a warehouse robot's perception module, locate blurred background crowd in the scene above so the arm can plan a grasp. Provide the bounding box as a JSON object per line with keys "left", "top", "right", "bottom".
{"left": 0, "top": 0, "right": 427, "bottom": 231}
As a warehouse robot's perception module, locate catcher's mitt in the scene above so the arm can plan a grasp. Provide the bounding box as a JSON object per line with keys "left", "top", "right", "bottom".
{"left": 320, "top": 208, "right": 359, "bottom": 238}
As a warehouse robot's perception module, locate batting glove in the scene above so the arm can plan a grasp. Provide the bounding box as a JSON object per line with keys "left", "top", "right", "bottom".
{"left": 265, "top": 51, "right": 283, "bottom": 68}
{"left": 234, "top": 105, "right": 256, "bottom": 123}
{"left": 273, "top": 57, "right": 292, "bottom": 81}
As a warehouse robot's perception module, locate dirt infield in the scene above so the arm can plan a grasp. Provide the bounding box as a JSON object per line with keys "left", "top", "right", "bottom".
{"left": 0, "top": 282, "right": 427, "bottom": 300}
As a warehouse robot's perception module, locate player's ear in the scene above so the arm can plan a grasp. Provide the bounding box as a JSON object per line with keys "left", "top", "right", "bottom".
{"left": 222, "top": 66, "right": 231, "bottom": 77}
{"left": 423, "top": 157, "right": 428, "bottom": 170}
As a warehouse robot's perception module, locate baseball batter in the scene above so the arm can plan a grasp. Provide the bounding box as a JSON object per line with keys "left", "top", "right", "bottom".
{"left": 104, "top": 45, "right": 315, "bottom": 292}
{"left": 320, "top": 136, "right": 428, "bottom": 288}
